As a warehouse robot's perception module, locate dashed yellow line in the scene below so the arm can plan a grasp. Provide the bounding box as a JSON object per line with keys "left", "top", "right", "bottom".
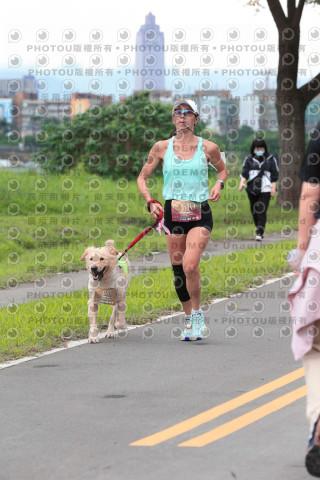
{"left": 179, "top": 385, "right": 306, "bottom": 447}
{"left": 131, "top": 368, "right": 304, "bottom": 446}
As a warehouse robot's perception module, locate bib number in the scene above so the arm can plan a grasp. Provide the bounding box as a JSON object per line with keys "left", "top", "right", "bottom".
{"left": 96, "top": 288, "right": 117, "bottom": 305}
{"left": 171, "top": 200, "right": 202, "bottom": 222}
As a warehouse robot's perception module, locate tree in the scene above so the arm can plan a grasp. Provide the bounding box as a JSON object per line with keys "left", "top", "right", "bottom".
{"left": 247, "top": 0, "right": 320, "bottom": 207}
{"left": 38, "top": 91, "right": 207, "bottom": 177}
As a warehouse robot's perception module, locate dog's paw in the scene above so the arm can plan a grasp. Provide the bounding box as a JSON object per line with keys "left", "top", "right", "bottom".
{"left": 88, "top": 327, "right": 99, "bottom": 343}
{"left": 115, "top": 322, "right": 127, "bottom": 330}
{"left": 88, "top": 335, "right": 99, "bottom": 343}
{"left": 105, "top": 330, "right": 115, "bottom": 338}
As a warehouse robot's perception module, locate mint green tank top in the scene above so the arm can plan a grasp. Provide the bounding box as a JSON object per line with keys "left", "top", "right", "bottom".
{"left": 162, "top": 136, "right": 209, "bottom": 202}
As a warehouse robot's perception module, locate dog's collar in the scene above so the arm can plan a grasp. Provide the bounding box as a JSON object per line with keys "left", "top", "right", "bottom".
{"left": 91, "top": 266, "right": 106, "bottom": 281}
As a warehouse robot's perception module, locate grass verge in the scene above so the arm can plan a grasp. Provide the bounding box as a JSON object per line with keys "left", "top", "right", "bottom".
{"left": 0, "top": 240, "right": 295, "bottom": 363}
{"left": 0, "top": 168, "right": 297, "bottom": 287}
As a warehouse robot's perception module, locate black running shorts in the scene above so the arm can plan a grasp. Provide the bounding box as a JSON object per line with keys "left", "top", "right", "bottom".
{"left": 163, "top": 200, "right": 213, "bottom": 235}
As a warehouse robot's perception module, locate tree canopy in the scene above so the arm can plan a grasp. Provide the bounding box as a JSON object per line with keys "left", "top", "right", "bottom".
{"left": 37, "top": 92, "right": 207, "bottom": 177}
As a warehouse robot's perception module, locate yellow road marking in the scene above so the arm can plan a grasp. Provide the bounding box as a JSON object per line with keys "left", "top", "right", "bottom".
{"left": 131, "top": 368, "right": 304, "bottom": 446}
{"left": 179, "top": 385, "right": 306, "bottom": 447}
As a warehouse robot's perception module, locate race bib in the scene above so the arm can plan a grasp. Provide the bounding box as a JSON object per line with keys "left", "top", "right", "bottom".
{"left": 96, "top": 288, "right": 117, "bottom": 305}
{"left": 171, "top": 200, "right": 202, "bottom": 222}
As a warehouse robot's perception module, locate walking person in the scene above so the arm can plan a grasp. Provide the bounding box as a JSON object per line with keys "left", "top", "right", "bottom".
{"left": 238, "top": 138, "right": 278, "bottom": 241}
{"left": 137, "top": 98, "right": 227, "bottom": 341}
{"left": 287, "top": 120, "right": 320, "bottom": 477}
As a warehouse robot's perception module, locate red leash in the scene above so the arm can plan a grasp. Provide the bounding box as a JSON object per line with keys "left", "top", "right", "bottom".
{"left": 117, "top": 200, "right": 163, "bottom": 261}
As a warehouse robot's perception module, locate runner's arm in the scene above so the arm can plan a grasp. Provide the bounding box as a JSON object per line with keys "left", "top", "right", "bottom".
{"left": 137, "top": 142, "right": 163, "bottom": 202}
{"left": 204, "top": 141, "right": 228, "bottom": 201}
{"left": 206, "top": 141, "right": 228, "bottom": 182}
{"left": 297, "top": 182, "right": 320, "bottom": 253}
{"left": 137, "top": 142, "right": 164, "bottom": 218}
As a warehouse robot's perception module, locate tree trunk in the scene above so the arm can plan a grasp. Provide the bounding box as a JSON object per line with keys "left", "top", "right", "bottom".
{"left": 276, "top": 91, "right": 305, "bottom": 207}
{"left": 266, "top": 0, "right": 320, "bottom": 207}
{"left": 275, "top": 21, "right": 303, "bottom": 207}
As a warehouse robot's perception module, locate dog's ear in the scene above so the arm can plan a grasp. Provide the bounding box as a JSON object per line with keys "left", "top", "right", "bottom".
{"left": 105, "top": 239, "right": 118, "bottom": 255}
{"left": 105, "top": 240, "right": 114, "bottom": 248}
{"left": 80, "top": 246, "right": 95, "bottom": 261}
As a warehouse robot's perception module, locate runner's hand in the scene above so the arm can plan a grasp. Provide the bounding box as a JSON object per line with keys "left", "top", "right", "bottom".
{"left": 150, "top": 203, "right": 163, "bottom": 220}
{"left": 209, "top": 185, "right": 222, "bottom": 202}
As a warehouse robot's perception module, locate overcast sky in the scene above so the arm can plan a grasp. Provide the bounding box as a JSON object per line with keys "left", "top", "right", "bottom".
{"left": 1, "top": 0, "right": 320, "bottom": 97}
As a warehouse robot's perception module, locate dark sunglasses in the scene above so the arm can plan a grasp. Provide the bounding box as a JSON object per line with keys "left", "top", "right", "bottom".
{"left": 173, "top": 109, "right": 196, "bottom": 116}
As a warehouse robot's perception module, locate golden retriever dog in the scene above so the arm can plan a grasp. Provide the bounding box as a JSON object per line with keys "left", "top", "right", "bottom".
{"left": 80, "top": 240, "right": 131, "bottom": 342}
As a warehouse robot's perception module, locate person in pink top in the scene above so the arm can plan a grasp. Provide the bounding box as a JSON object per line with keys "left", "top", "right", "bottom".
{"left": 287, "top": 120, "right": 320, "bottom": 477}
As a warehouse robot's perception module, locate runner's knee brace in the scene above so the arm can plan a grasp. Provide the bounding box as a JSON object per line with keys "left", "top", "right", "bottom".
{"left": 172, "top": 264, "right": 190, "bottom": 303}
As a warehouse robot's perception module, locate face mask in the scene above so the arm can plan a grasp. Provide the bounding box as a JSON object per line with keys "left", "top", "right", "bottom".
{"left": 254, "top": 149, "right": 265, "bottom": 157}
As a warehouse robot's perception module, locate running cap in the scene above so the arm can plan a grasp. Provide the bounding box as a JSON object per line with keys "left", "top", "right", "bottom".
{"left": 172, "top": 98, "right": 199, "bottom": 116}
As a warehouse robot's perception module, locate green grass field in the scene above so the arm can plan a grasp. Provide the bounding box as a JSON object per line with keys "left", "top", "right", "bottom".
{"left": 0, "top": 166, "right": 298, "bottom": 363}
{"left": 0, "top": 240, "right": 295, "bottom": 362}
{"left": 0, "top": 167, "right": 297, "bottom": 287}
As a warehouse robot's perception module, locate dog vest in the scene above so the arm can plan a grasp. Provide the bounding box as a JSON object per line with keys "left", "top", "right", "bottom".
{"left": 98, "top": 257, "right": 129, "bottom": 305}
{"left": 117, "top": 257, "right": 129, "bottom": 276}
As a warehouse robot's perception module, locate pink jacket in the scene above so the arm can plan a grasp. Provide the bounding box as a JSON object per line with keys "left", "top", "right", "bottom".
{"left": 287, "top": 221, "right": 320, "bottom": 360}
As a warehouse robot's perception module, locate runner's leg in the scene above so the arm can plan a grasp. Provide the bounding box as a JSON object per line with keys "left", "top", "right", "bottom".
{"left": 183, "top": 226, "right": 211, "bottom": 311}
{"left": 166, "top": 233, "right": 192, "bottom": 315}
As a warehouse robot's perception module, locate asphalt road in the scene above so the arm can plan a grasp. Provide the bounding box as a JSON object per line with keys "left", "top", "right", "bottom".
{"left": 0, "top": 275, "right": 310, "bottom": 480}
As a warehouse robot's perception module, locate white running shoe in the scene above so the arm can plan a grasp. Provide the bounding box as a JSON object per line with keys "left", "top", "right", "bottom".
{"left": 192, "top": 311, "right": 209, "bottom": 340}
{"left": 180, "top": 319, "right": 196, "bottom": 341}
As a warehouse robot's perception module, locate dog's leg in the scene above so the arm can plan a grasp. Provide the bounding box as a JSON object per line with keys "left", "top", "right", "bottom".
{"left": 88, "top": 298, "right": 99, "bottom": 343}
{"left": 115, "top": 297, "right": 127, "bottom": 330}
{"left": 106, "top": 304, "right": 117, "bottom": 338}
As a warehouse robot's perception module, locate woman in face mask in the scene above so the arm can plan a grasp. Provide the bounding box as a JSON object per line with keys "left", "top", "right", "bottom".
{"left": 238, "top": 138, "right": 279, "bottom": 241}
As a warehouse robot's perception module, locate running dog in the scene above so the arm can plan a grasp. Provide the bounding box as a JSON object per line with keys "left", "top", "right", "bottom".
{"left": 80, "top": 240, "right": 131, "bottom": 342}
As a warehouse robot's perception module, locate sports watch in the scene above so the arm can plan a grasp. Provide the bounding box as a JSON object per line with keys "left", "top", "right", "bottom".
{"left": 216, "top": 179, "right": 224, "bottom": 189}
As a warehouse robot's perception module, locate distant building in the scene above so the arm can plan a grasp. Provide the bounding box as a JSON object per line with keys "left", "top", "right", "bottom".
{"left": 239, "top": 89, "right": 278, "bottom": 132}
{"left": 149, "top": 90, "right": 172, "bottom": 103}
{"left": 0, "top": 75, "right": 37, "bottom": 96}
{"left": 195, "top": 90, "right": 239, "bottom": 135}
{"left": 0, "top": 98, "right": 13, "bottom": 124}
{"left": 239, "top": 94, "right": 261, "bottom": 130}
{"left": 305, "top": 94, "right": 320, "bottom": 132}
{"left": 254, "top": 89, "right": 278, "bottom": 131}
{"left": 12, "top": 92, "right": 70, "bottom": 137}
{"left": 134, "top": 13, "right": 165, "bottom": 92}
{"left": 70, "top": 93, "right": 112, "bottom": 119}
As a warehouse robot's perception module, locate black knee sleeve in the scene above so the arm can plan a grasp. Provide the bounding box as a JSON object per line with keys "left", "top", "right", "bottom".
{"left": 172, "top": 264, "right": 191, "bottom": 303}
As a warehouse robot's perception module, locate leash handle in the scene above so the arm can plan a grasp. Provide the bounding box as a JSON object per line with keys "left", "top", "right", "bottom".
{"left": 147, "top": 199, "right": 163, "bottom": 221}
{"left": 118, "top": 200, "right": 163, "bottom": 261}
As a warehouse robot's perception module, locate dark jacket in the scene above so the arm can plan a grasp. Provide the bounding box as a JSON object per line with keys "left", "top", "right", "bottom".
{"left": 299, "top": 120, "right": 320, "bottom": 218}
{"left": 241, "top": 154, "right": 279, "bottom": 193}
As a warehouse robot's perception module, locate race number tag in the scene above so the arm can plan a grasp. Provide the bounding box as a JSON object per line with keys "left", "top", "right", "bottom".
{"left": 97, "top": 288, "right": 117, "bottom": 305}
{"left": 171, "top": 200, "right": 202, "bottom": 222}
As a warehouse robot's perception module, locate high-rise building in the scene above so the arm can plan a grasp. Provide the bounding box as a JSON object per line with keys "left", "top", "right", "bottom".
{"left": 134, "top": 13, "right": 165, "bottom": 92}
